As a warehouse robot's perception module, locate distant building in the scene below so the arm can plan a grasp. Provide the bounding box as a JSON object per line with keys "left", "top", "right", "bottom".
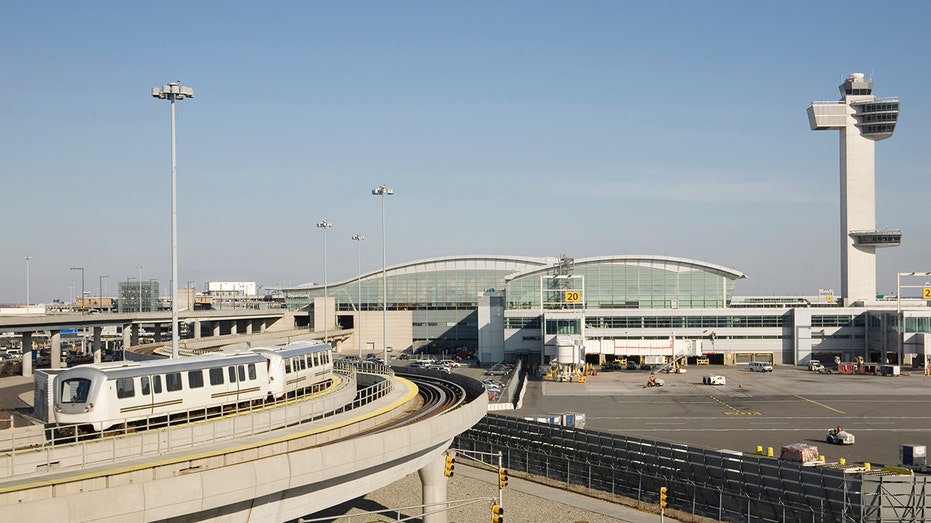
{"left": 118, "top": 280, "right": 159, "bottom": 313}
{"left": 207, "top": 282, "right": 257, "bottom": 297}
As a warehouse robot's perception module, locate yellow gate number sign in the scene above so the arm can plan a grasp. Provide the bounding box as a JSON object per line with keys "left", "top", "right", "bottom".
{"left": 924, "top": 287, "right": 931, "bottom": 300}
{"left": 564, "top": 291, "right": 581, "bottom": 302}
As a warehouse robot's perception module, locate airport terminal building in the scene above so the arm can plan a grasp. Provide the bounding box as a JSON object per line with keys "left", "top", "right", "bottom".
{"left": 282, "top": 254, "right": 931, "bottom": 369}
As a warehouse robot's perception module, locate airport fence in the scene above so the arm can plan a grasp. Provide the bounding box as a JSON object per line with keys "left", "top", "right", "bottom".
{"left": 454, "top": 414, "right": 931, "bottom": 523}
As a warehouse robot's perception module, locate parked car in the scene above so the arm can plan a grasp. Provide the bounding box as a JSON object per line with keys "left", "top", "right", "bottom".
{"left": 438, "top": 359, "right": 460, "bottom": 368}
{"left": 601, "top": 361, "right": 624, "bottom": 371}
{"left": 626, "top": 361, "right": 639, "bottom": 370}
{"left": 486, "top": 364, "right": 509, "bottom": 376}
{"left": 748, "top": 361, "right": 774, "bottom": 372}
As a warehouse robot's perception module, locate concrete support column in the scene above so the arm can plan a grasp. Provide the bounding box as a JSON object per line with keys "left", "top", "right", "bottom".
{"left": 131, "top": 323, "right": 140, "bottom": 347}
{"left": 212, "top": 322, "right": 220, "bottom": 337}
{"left": 259, "top": 320, "right": 266, "bottom": 333}
{"left": 193, "top": 320, "right": 201, "bottom": 339}
{"left": 154, "top": 323, "right": 162, "bottom": 343}
{"left": 246, "top": 321, "right": 253, "bottom": 335}
{"left": 122, "top": 324, "right": 132, "bottom": 350}
{"left": 21, "top": 332, "right": 33, "bottom": 378}
{"left": 50, "top": 330, "right": 62, "bottom": 369}
{"left": 417, "top": 453, "right": 450, "bottom": 523}
{"left": 92, "top": 326, "right": 103, "bottom": 364}
{"left": 231, "top": 320, "right": 239, "bottom": 335}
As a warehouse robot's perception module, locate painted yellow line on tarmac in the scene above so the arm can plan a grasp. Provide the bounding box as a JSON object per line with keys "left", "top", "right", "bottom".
{"left": 0, "top": 375, "right": 419, "bottom": 494}
{"left": 687, "top": 383, "right": 754, "bottom": 415}
{"left": 739, "top": 372, "right": 846, "bottom": 415}
{"left": 789, "top": 394, "right": 845, "bottom": 414}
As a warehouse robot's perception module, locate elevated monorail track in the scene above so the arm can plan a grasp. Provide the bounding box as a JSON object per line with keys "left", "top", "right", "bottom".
{"left": 379, "top": 372, "right": 467, "bottom": 429}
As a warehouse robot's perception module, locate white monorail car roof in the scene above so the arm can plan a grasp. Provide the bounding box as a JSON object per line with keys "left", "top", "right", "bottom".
{"left": 58, "top": 351, "right": 265, "bottom": 381}
{"left": 251, "top": 341, "right": 330, "bottom": 359}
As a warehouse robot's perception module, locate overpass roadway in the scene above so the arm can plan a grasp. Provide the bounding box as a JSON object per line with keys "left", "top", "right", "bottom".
{"left": 0, "top": 366, "right": 488, "bottom": 522}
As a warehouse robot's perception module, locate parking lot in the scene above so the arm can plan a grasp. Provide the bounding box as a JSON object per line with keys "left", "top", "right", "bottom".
{"left": 502, "top": 364, "right": 931, "bottom": 467}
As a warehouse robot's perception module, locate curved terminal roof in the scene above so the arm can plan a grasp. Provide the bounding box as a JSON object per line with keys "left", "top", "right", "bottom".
{"left": 503, "top": 255, "right": 747, "bottom": 282}
{"left": 284, "top": 254, "right": 746, "bottom": 311}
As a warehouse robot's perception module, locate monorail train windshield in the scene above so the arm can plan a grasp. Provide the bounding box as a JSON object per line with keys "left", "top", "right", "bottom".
{"left": 61, "top": 378, "right": 91, "bottom": 403}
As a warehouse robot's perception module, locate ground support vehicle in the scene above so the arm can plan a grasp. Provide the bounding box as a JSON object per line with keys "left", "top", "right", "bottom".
{"left": 826, "top": 428, "right": 855, "bottom": 445}
{"left": 702, "top": 374, "right": 726, "bottom": 385}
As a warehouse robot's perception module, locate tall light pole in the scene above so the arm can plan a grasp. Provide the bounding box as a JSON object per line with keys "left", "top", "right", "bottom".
{"left": 372, "top": 184, "right": 394, "bottom": 363}
{"left": 24, "top": 255, "right": 32, "bottom": 309}
{"left": 152, "top": 81, "right": 194, "bottom": 359}
{"left": 136, "top": 265, "right": 144, "bottom": 313}
{"left": 352, "top": 233, "right": 365, "bottom": 359}
{"left": 99, "top": 275, "right": 109, "bottom": 312}
{"left": 70, "top": 267, "right": 85, "bottom": 314}
{"left": 316, "top": 219, "right": 333, "bottom": 343}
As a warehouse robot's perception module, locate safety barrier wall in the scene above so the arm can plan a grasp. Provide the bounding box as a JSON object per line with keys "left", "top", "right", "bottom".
{"left": 0, "top": 367, "right": 383, "bottom": 480}
{"left": 455, "top": 415, "right": 930, "bottom": 523}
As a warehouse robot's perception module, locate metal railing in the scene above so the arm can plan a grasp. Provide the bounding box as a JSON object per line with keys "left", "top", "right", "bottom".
{"left": 0, "top": 365, "right": 395, "bottom": 480}
{"left": 455, "top": 415, "right": 929, "bottom": 523}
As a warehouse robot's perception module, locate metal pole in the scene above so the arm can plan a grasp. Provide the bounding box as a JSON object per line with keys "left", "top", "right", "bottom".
{"left": 316, "top": 220, "right": 332, "bottom": 343}
{"left": 898, "top": 272, "right": 902, "bottom": 366}
{"left": 372, "top": 185, "right": 393, "bottom": 363}
{"left": 137, "top": 265, "right": 143, "bottom": 313}
{"left": 24, "top": 255, "right": 32, "bottom": 308}
{"left": 169, "top": 94, "right": 179, "bottom": 358}
{"left": 353, "top": 234, "right": 365, "bottom": 359}
{"left": 70, "top": 267, "right": 85, "bottom": 313}
{"left": 381, "top": 192, "right": 387, "bottom": 363}
{"left": 153, "top": 81, "right": 193, "bottom": 359}
{"left": 99, "top": 275, "right": 108, "bottom": 312}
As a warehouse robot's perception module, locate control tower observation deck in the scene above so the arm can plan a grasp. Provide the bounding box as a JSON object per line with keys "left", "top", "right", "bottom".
{"left": 807, "top": 73, "right": 900, "bottom": 305}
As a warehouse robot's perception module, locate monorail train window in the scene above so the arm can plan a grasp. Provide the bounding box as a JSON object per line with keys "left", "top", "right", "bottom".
{"left": 298, "top": 357, "right": 307, "bottom": 371}
{"left": 116, "top": 377, "right": 135, "bottom": 399}
{"left": 248, "top": 363, "right": 256, "bottom": 380}
{"left": 237, "top": 365, "right": 246, "bottom": 382}
{"left": 166, "top": 372, "right": 183, "bottom": 392}
{"left": 228, "top": 366, "right": 237, "bottom": 383}
{"left": 61, "top": 378, "right": 91, "bottom": 403}
{"left": 285, "top": 360, "right": 292, "bottom": 374}
{"left": 310, "top": 353, "right": 318, "bottom": 367}
{"left": 209, "top": 367, "right": 224, "bottom": 386}
{"left": 140, "top": 376, "right": 150, "bottom": 396}
{"left": 188, "top": 369, "right": 204, "bottom": 389}
{"left": 153, "top": 375, "right": 162, "bottom": 394}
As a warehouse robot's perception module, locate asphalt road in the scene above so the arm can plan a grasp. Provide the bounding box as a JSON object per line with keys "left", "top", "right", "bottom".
{"left": 494, "top": 364, "right": 931, "bottom": 467}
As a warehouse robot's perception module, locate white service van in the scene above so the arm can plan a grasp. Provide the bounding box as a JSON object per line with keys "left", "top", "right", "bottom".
{"left": 748, "top": 361, "right": 774, "bottom": 372}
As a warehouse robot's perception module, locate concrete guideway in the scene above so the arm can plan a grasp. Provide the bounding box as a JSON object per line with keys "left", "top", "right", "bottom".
{"left": 0, "top": 370, "right": 489, "bottom": 522}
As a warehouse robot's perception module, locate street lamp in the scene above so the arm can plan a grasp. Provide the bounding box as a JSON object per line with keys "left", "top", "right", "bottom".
{"left": 99, "top": 275, "right": 108, "bottom": 312}
{"left": 316, "top": 219, "right": 333, "bottom": 343}
{"left": 352, "top": 233, "right": 365, "bottom": 359}
{"left": 372, "top": 184, "right": 394, "bottom": 363}
{"left": 24, "top": 255, "right": 32, "bottom": 309}
{"left": 152, "top": 81, "right": 194, "bottom": 359}
{"left": 136, "top": 265, "right": 144, "bottom": 313}
{"left": 70, "top": 267, "right": 85, "bottom": 314}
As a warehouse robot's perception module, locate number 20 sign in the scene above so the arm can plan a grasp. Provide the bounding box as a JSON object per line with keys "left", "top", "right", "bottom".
{"left": 564, "top": 291, "right": 581, "bottom": 302}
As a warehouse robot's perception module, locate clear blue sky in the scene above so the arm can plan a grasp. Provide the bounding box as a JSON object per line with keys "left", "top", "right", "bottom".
{"left": 2, "top": 1, "right": 930, "bottom": 304}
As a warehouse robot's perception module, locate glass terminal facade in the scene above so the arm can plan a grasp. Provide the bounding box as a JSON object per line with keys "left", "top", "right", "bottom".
{"left": 282, "top": 254, "right": 931, "bottom": 367}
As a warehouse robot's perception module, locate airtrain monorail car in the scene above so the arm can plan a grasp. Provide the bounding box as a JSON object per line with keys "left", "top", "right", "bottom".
{"left": 252, "top": 341, "right": 333, "bottom": 398}
{"left": 53, "top": 341, "right": 333, "bottom": 433}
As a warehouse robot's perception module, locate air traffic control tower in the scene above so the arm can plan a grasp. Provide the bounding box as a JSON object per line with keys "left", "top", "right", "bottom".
{"left": 808, "top": 73, "right": 900, "bottom": 305}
